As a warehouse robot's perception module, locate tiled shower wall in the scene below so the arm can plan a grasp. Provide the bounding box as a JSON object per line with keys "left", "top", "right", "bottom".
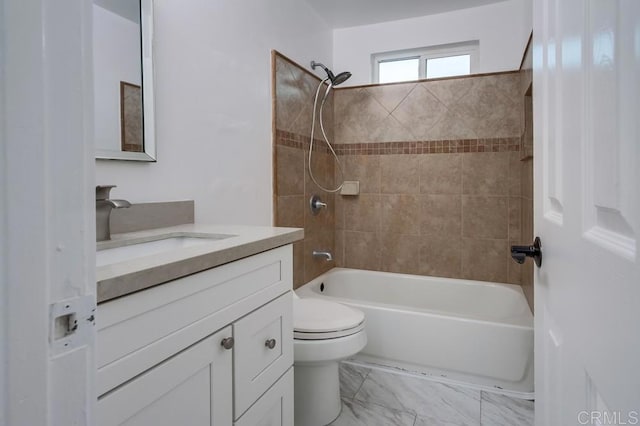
{"left": 273, "top": 50, "right": 534, "bottom": 294}
{"left": 273, "top": 52, "right": 336, "bottom": 288}
{"left": 332, "top": 73, "right": 527, "bottom": 285}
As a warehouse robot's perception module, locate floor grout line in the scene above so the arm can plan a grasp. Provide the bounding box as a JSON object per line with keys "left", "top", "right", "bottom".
{"left": 347, "top": 363, "right": 371, "bottom": 402}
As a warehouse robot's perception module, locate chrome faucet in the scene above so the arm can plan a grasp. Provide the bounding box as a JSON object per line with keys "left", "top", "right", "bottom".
{"left": 312, "top": 250, "right": 333, "bottom": 262}
{"left": 96, "top": 185, "right": 131, "bottom": 242}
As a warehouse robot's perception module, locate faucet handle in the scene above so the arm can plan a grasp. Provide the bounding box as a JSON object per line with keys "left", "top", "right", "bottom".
{"left": 310, "top": 195, "right": 328, "bottom": 215}
{"left": 96, "top": 185, "right": 117, "bottom": 200}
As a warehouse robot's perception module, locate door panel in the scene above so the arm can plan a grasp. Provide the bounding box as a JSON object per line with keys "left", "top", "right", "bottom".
{"left": 583, "top": 0, "right": 638, "bottom": 260}
{"left": 2, "top": 1, "right": 96, "bottom": 424}
{"left": 534, "top": 0, "right": 640, "bottom": 424}
{"left": 540, "top": 0, "right": 565, "bottom": 225}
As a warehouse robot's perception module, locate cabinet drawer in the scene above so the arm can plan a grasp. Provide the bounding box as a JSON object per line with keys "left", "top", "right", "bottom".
{"left": 97, "top": 327, "right": 233, "bottom": 426}
{"left": 233, "top": 292, "right": 293, "bottom": 418}
{"left": 234, "top": 368, "right": 293, "bottom": 426}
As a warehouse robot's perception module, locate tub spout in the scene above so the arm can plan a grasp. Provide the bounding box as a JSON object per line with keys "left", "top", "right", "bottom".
{"left": 312, "top": 250, "right": 333, "bottom": 261}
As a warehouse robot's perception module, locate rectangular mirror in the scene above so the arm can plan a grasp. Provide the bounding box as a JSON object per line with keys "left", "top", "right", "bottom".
{"left": 94, "top": 0, "right": 156, "bottom": 162}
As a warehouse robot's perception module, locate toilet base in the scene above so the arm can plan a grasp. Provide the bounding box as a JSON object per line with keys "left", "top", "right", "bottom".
{"left": 293, "top": 320, "right": 367, "bottom": 425}
{"left": 294, "top": 362, "right": 341, "bottom": 426}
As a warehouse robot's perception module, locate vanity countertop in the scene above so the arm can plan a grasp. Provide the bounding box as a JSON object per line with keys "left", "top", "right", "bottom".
{"left": 96, "top": 224, "right": 303, "bottom": 303}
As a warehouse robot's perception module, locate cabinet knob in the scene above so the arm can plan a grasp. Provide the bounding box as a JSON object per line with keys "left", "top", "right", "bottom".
{"left": 221, "top": 337, "right": 234, "bottom": 350}
{"left": 265, "top": 338, "right": 276, "bottom": 349}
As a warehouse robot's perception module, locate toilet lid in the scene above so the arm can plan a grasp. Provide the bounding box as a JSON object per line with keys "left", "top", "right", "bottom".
{"left": 293, "top": 298, "right": 365, "bottom": 334}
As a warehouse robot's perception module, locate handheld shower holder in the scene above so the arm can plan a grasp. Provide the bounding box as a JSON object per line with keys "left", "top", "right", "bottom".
{"left": 308, "top": 60, "right": 352, "bottom": 193}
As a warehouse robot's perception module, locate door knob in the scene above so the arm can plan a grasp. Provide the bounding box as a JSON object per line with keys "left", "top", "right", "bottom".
{"left": 265, "top": 338, "right": 276, "bottom": 349}
{"left": 511, "top": 237, "right": 542, "bottom": 267}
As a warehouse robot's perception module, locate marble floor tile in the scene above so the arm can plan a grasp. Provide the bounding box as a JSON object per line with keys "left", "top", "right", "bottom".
{"left": 415, "top": 414, "right": 478, "bottom": 426}
{"left": 480, "top": 392, "right": 534, "bottom": 426}
{"left": 354, "top": 370, "right": 480, "bottom": 424}
{"left": 329, "top": 398, "right": 416, "bottom": 426}
{"left": 339, "top": 362, "right": 371, "bottom": 400}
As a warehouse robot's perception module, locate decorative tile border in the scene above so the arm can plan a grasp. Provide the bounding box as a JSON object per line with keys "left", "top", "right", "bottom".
{"left": 334, "top": 138, "right": 521, "bottom": 155}
{"left": 276, "top": 129, "right": 520, "bottom": 155}
{"left": 275, "top": 129, "right": 332, "bottom": 153}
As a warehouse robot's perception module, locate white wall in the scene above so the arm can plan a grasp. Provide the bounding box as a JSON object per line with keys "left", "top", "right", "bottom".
{"left": 333, "top": 0, "right": 533, "bottom": 86}
{"left": 96, "top": 0, "right": 332, "bottom": 225}
{"left": 521, "top": 0, "right": 533, "bottom": 53}
{"left": 93, "top": 5, "right": 141, "bottom": 152}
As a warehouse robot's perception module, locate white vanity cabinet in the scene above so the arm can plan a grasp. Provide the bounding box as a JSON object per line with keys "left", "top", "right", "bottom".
{"left": 96, "top": 245, "right": 294, "bottom": 426}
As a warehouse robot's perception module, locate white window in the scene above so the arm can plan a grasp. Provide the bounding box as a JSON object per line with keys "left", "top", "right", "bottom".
{"left": 372, "top": 41, "right": 479, "bottom": 84}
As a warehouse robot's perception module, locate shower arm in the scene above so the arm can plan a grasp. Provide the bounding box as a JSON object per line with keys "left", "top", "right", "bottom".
{"left": 310, "top": 61, "right": 335, "bottom": 82}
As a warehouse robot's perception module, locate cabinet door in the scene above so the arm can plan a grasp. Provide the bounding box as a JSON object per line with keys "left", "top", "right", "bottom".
{"left": 234, "top": 368, "right": 293, "bottom": 426}
{"left": 97, "top": 327, "right": 233, "bottom": 426}
{"left": 233, "top": 292, "right": 293, "bottom": 418}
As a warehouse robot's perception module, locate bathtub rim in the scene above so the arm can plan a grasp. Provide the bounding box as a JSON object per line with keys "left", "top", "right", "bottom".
{"left": 297, "top": 267, "right": 533, "bottom": 328}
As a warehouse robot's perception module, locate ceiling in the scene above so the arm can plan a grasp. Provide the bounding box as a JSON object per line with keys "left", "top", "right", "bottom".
{"left": 93, "top": 0, "right": 140, "bottom": 24}
{"left": 305, "top": 0, "right": 509, "bottom": 29}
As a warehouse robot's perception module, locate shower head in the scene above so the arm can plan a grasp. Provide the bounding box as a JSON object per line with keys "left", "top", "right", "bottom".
{"left": 332, "top": 71, "right": 352, "bottom": 86}
{"left": 311, "top": 60, "right": 351, "bottom": 86}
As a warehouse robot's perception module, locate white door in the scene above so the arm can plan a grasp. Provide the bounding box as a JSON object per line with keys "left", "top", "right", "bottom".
{"left": 1, "top": 0, "right": 95, "bottom": 425}
{"left": 533, "top": 1, "right": 640, "bottom": 425}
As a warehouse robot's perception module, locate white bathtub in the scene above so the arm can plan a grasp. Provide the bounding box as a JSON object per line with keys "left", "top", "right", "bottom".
{"left": 296, "top": 268, "right": 534, "bottom": 398}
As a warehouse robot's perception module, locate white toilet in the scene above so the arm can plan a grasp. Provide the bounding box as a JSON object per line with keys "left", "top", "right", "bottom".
{"left": 293, "top": 295, "right": 367, "bottom": 426}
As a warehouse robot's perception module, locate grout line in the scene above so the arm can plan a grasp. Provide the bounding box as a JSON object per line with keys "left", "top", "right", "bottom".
{"left": 366, "top": 85, "right": 395, "bottom": 116}
{"left": 389, "top": 83, "right": 417, "bottom": 115}
{"left": 351, "top": 368, "right": 370, "bottom": 402}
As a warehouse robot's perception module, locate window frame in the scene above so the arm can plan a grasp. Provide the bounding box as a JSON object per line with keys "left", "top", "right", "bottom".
{"left": 372, "top": 41, "right": 479, "bottom": 84}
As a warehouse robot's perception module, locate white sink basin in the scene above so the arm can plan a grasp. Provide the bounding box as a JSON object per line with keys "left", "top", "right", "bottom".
{"left": 97, "top": 234, "right": 234, "bottom": 267}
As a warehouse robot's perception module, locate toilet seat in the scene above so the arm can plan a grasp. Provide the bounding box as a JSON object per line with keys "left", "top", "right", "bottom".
{"left": 293, "top": 298, "right": 365, "bottom": 340}
{"left": 294, "top": 321, "right": 365, "bottom": 340}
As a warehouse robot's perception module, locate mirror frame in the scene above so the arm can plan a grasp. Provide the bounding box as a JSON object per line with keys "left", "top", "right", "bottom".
{"left": 95, "top": 0, "right": 156, "bottom": 162}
